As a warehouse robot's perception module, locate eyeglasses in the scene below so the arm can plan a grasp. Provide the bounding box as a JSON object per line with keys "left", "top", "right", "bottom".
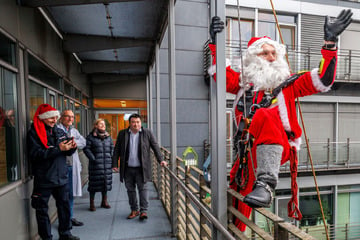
{"left": 63, "top": 115, "right": 75, "bottom": 119}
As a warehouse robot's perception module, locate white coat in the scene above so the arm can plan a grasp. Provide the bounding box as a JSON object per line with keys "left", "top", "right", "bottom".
{"left": 57, "top": 123, "right": 86, "bottom": 196}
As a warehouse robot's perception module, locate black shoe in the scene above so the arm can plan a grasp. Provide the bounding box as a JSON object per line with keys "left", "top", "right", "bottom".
{"left": 243, "top": 181, "right": 273, "bottom": 208}
{"left": 71, "top": 218, "right": 84, "bottom": 226}
{"left": 59, "top": 234, "right": 80, "bottom": 240}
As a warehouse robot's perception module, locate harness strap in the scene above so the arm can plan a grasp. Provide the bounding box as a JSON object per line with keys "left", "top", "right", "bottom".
{"left": 287, "top": 146, "right": 303, "bottom": 220}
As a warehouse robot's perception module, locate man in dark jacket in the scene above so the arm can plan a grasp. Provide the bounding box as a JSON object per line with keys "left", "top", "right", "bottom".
{"left": 28, "top": 104, "right": 79, "bottom": 240}
{"left": 112, "top": 113, "right": 167, "bottom": 220}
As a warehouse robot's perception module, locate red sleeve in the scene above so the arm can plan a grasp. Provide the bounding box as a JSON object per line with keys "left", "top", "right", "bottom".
{"left": 209, "top": 43, "right": 241, "bottom": 94}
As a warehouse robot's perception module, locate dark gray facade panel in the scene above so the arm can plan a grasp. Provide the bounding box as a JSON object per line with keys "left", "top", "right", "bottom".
{"left": 175, "top": 25, "right": 208, "bottom": 51}
{"left": 177, "top": 99, "right": 210, "bottom": 122}
{"left": 155, "top": 74, "right": 209, "bottom": 99}
{"left": 176, "top": 50, "right": 205, "bottom": 75}
{"left": 157, "top": 123, "right": 207, "bottom": 162}
{"left": 175, "top": 75, "right": 209, "bottom": 99}
{"left": 175, "top": 0, "right": 209, "bottom": 27}
{"left": 159, "top": 49, "right": 205, "bottom": 75}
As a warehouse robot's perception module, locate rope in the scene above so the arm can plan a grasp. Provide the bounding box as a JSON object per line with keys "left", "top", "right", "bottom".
{"left": 269, "top": 0, "right": 330, "bottom": 239}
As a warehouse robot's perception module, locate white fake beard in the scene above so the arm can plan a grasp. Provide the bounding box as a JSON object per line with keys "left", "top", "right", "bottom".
{"left": 242, "top": 55, "right": 290, "bottom": 91}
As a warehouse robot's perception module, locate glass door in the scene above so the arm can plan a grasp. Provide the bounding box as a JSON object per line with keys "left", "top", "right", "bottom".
{"left": 95, "top": 110, "right": 138, "bottom": 142}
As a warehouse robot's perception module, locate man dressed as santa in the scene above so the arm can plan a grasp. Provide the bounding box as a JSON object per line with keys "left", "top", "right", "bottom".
{"left": 208, "top": 9, "right": 352, "bottom": 230}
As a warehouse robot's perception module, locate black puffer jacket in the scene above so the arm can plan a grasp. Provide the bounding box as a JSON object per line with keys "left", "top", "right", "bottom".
{"left": 84, "top": 130, "right": 114, "bottom": 193}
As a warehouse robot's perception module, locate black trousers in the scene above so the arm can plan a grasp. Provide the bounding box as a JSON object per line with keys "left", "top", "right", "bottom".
{"left": 31, "top": 184, "right": 71, "bottom": 240}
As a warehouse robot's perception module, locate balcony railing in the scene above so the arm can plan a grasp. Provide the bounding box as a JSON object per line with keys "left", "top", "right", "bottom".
{"left": 204, "top": 40, "right": 360, "bottom": 83}
{"left": 280, "top": 139, "right": 360, "bottom": 172}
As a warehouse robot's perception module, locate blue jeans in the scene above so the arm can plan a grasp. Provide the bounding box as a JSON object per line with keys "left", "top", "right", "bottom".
{"left": 67, "top": 166, "right": 74, "bottom": 219}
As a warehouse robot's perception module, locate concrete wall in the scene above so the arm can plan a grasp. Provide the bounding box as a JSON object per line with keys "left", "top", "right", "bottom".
{"left": 0, "top": 0, "right": 89, "bottom": 95}
{"left": 152, "top": 0, "right": 210, "bottom": 164}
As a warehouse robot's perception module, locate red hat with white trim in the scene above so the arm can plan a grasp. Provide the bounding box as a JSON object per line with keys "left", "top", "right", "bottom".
{"left": 248, "top": 36, "right": 274, "bottom": 48}
{"left": 33, "top": 104, "right": 60, "bottom": 148}
{"left": 246, "top": 36, "right": 286, "bottom": 57}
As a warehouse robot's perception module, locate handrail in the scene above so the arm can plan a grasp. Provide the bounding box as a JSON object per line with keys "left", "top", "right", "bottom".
{"left": 155, "top": 147, "right": 318, "bottom": 239}
{"left": 163, "top": 165, "right": 236, "bottom": 240}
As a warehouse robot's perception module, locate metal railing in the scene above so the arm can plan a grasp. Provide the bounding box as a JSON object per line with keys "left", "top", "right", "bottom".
{"left": 280, "top": 139, "right": 360, "bottom": 172}
{"left": 153, "top": 147, "right": 316, "bottom": 239}
{"left": 204, "top": 40, "right": 360, "bottom": 83}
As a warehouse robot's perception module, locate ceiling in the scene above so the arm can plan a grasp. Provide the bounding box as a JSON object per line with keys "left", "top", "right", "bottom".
{"left": 19, "top": 0, "right": 169, "bottom": 83}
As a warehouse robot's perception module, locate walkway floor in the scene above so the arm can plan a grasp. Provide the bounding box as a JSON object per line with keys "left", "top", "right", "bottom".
{"left": 51, "top": 173, "right": 175, "bottom": 240}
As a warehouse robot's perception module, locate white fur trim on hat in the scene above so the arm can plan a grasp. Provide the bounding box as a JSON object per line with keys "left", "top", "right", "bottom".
{"left": 311, "top": 68, "right": 332, "bottom": 92}
{"left": 247, "top": 38, "right": 287, "bottom": 59}
{"left": 38, "top": 110, "right": 60, "bottom": 120}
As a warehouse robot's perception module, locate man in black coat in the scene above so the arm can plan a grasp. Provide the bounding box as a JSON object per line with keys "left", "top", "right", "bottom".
{"left": 112, "top": 113, "right": 167, "bottom": 220}
{"left": 27, "top": 104, "right": 79, "bottom": 240}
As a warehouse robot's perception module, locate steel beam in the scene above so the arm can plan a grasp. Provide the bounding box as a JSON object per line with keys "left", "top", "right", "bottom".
{"left": 168, "top": 0, "right": 178, "bottom": 237}
{"left": 90, "top": 73, "right": 145, "bottom": 83}
{"left": 210, "top": 0, "right": 227, "bottom": 239}
{"left": 20, "top": 0, "right": 143, "bottom": 7}
{"left": 63, "top": 34, "right": 154, "bottom": 53}
{"left": 81, "top": 61, "right": 147, "bottom": 74}
{"left": 155, "top": 43, "right": 161, "bottom": 145}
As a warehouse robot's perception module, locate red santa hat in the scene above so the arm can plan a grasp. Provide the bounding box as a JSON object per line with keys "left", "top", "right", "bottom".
{"left": 246, "top": 36, "right": 286, "bottom": 57}
{"left": 33, "top": 104, "right": 60, "bottom": 148}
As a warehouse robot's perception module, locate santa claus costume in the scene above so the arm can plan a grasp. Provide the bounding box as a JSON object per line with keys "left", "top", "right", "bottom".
{"left": 209, "top": 35, "right": 338, "bottom": 231}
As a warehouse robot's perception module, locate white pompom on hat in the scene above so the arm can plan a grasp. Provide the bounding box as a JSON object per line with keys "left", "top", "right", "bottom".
{"left": 33, "top": 104, "right": 60, "bottom": 148}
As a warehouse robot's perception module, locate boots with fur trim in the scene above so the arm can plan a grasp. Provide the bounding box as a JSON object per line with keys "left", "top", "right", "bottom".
{"left": 243, "top": 144, "right": 283, "bottom": 208}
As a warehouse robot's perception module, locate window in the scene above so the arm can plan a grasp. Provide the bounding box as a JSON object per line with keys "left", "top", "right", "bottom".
{"left": 29, "top": 81, "right": 46, "bottom": 120}
{"left": 75, "top": 89, "right": 81, "bottom": 102}
{"left": 64, "top": 81, "right": 73, "bottom": 98}
{"left": 82, "top": 94, "right": 88, "bottom": 106}
{"left": 57, "top": 94, "right": 63, "bottom": 113}
{"left": 75, "top": 102, "right": 81, "bottom": 131}
{"left": 258, "top": 12, "right": 296, "bottom": 49}
{"left": 28, "top": 54, "right": 61, "bottom": 90}
{"left": 0, "top": 32, "right": 16, "bottom": 66}
{"left": 0, "top": 67, "right": 20, "bottom": 185}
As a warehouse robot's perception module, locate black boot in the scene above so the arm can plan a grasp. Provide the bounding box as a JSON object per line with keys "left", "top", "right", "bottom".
{"left": 243, "top": 180, "right": 274, "bottom": 208}
{"left": 243, "top": 144, "right": 283, "bottom": 208}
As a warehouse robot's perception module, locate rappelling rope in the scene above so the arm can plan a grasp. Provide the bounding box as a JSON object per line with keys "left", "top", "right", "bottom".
{"left": 269, "top": 0, "right": 330, "bottom": 239}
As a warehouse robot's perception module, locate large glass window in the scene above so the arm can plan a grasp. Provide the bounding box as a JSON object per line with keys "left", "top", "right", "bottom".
{"left": 258, "top": 12, "right": 296, "bottom": 49}
{"left": 0, "top": 68, "right": 20, "bottom": 185}
{"left": 28, "top": 54, "right": 61, "bottom": 90}
{"left": 29, "top": 81, "right": 46, "bottom": 120}
{"left": 0, "top": 32, "right": 16, "bottom": 66}
{"left": 75, "top": 102, "right": 81, "bottom": 131}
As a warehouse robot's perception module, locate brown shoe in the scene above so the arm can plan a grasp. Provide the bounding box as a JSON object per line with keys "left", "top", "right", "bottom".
{"left": 140, "top": 212, "right": 148, "bottom": 220}
{"left": 127, "top": 210, "right": 140, "bottom": 219}
{"left": 101, "top": 196, "right": 111, "bottom": 209}
{"left": 89, "top": 198, "right": 96, "bottom": 212}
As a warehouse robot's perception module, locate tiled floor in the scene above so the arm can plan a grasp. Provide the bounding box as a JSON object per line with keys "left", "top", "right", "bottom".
{"left": 51, "top": 173, "right": 174, "bottom": 240}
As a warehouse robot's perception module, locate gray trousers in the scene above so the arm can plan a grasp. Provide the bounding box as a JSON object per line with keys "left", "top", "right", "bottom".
{"left": 124, "top": 167, "right": 148, "bottom": 212}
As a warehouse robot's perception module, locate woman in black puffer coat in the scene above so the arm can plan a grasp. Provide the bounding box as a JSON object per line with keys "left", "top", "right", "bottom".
{"left": 83, "top": 118, "right": 114, "bottom": 211}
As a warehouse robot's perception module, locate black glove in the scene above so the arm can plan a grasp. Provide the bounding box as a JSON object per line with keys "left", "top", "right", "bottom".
{"left": 210, "top": 16, "right": 224, "bottom": 44}
{"left": 324, "top": 9, "right": 353, "bottom": 42}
